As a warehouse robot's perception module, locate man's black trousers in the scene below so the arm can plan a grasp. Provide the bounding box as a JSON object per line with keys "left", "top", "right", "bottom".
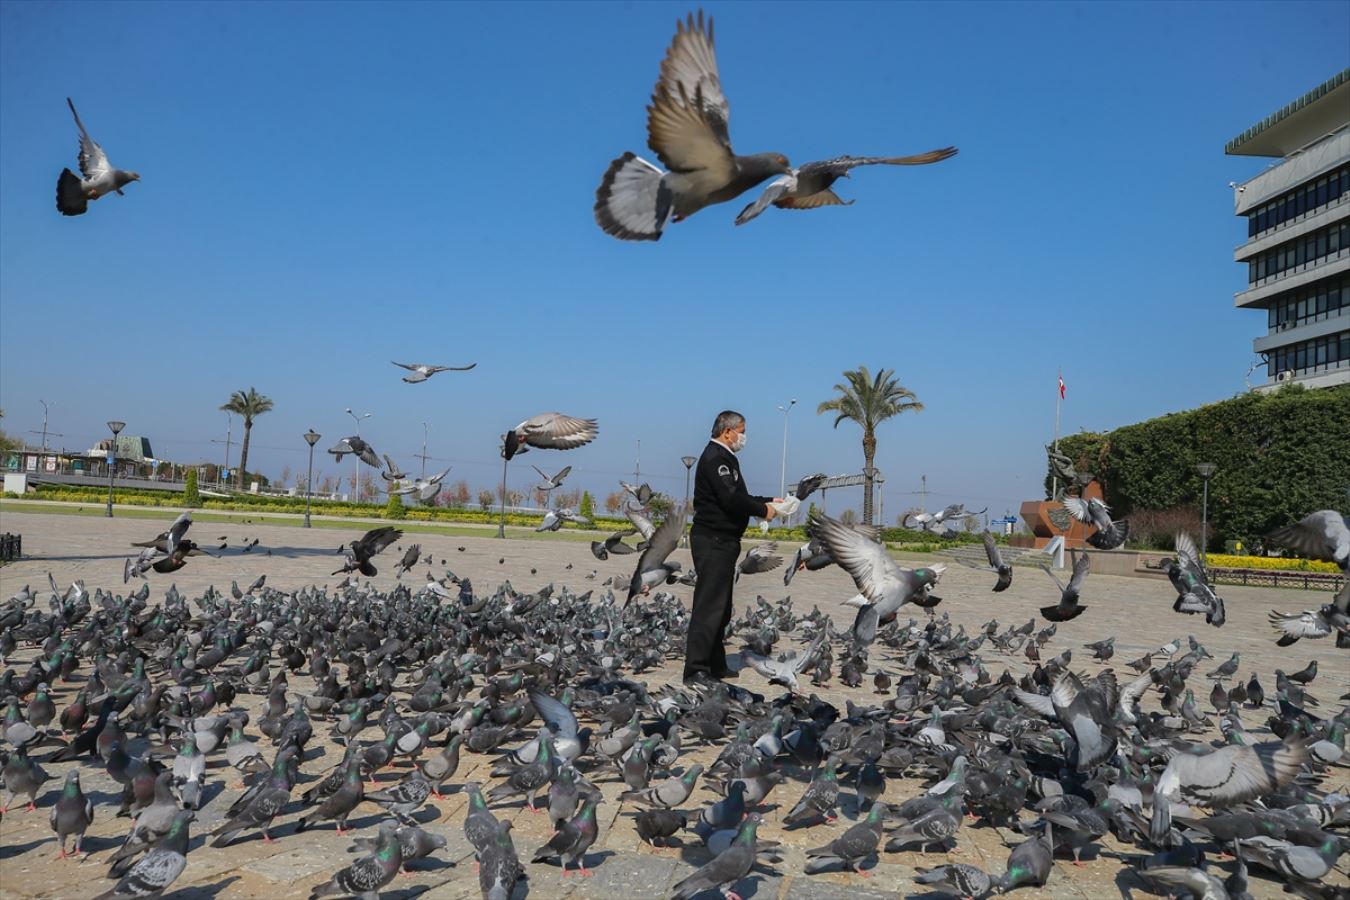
{"left": 685, "top": 529, "right": 740, "bottom": 679}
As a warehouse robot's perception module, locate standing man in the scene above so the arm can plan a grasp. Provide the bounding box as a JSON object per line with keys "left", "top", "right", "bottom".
{"left": 685, "top": 411, "right": 780, "bottom": 684}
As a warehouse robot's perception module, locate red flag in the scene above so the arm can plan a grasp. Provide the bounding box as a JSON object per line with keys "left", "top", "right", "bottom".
{"left": 1058, "top": 375, "right": 1066, "bottom": 399}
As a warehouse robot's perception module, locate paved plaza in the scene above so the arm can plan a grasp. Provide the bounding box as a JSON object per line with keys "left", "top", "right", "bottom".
{"left": 0, "top": 505, "right": 1346, "bottom": 899}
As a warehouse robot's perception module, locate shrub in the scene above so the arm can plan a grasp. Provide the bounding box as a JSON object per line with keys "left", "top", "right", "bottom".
{"left": 182, "top": 470, "right": 202, "bottom": 508}
{"left": 579, "top": 490, "right": 595, "bottom": 520}
{"left": 1205, "top": 553, "right": 1339, "bottom": 573}
{"left": 1125, "top": 506, "right": 1202, "bottom": 551}
{"left": 385, "top": 492, "right": 407, "bottom": 520}
{"left": 1051, "top": 385, "right": 1350, "bottom": 550}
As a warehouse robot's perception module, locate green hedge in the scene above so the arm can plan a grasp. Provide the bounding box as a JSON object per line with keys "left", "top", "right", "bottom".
{"left": 1049, "top": 384, "right": 1350, "bottom": 550}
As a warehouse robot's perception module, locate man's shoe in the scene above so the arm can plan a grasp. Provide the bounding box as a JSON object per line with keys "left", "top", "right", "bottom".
{"left": 682, "top": 671, "right": 714, "bottom": 687}
{"left": 711, "top": 667, "right": 738, "bottom": 680}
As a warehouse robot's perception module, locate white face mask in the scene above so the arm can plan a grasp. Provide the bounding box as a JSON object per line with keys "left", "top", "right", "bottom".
{"left": 731, "top": 431, "right": 747, "bottom": 453}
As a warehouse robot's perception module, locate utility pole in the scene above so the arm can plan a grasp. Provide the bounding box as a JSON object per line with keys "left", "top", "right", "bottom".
{"left": 920, "top": 474, "right": 927, "bottom": 512}
{"left": 635, "top": 439, "right": 641, "bottom": 482}
{"left": 418, "top": 422, "right": 430, "bottom": 479}
{"left": 211, "top": 414, "right": 233, "bottom": 488}
{"left": 33, "top": 400, "right": 62, "bottom": 452}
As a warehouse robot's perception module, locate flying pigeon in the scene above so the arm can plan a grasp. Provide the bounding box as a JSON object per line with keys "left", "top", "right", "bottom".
{"left": 959, "top": 530, "right": 1013, "bottom": 592}
{"left": 736, "top": 542, "right": 782, "bottom": 579}
{"left": 591, "top": 528, "right": 638, "bottom": 560}
{"left": 792, "top": 473, "right": 827, "bottom": 502}
{"left": 390, "top": 467, "right": 450, "bottom": 503}
{"left": 503, "top": 413, "right": 598, "bottom": 460}
{"left": 625, "top": 504, "right": 686, "bottom": 606}
{"left": 741, "top": 635, "right": 823, "bottom": 691}
{"left": 57, "top": 97, "right": 140, "bottom": 217}
{"left": 538, "top": 508, "right": 589, "bottom": 533}
{"left": 594, "top": 11, "right": 792, "bottom": 241}
{"left": 810, "top": 512, "right": 944, "bottom": 641}
{"left": 327, "top": 436, "right": 379, "bottom": 468}
{"left": 380, "top": 455, "right": 408, "bottom": 482}
{"left": 533, "top": 465, "right": 572, "bottom": 492}
{"left": 1063, "top": 497, "right": 1129, "bottom": 549}
{"left": 333, "top": 526, "right": 402, "bottom": 577}
{"left": 1038, "top": 554, "right": 1090, "bottom": 621}
{"left": 735, "top": 149, "right": 957, "bottom": 225}
{"left": 1014, "top": 670, "right": 1119, "bottom": 771}
{"left": 1165, "top": 532, "right": 1226, "bottom": 627}
{"left": 1157, "top": 738, "right": 1310, "bottom": 807}
{"left": 1265, "top": 503, "right": 1350, "bottom": 640}
{"left": 391, "top": 360, "right": 476, "bottom": 383}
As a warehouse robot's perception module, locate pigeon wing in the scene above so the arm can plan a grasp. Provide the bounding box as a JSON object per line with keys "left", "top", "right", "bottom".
{"left": 67, "top": 98, "right": 111, "bottom": 180}
{"left": 527, "top": 690, "right": 578, "bottom": 741}
{"left": 735, "top": 173, "right": 796, "bottom": 225}
{"left": 810, "top": 513, "right": 894, "bottom": 604}
{"left": 518, "top": 413, "right": 598, "bottom": 450}
{"left": 982, "top": 531, "right": 1004, "bottom": 569}
{"left": 646, "top": 13, "right": 736, "bottom": 187}
{"left": 1266, "top": 510, "right": 1349, "bottom": 565}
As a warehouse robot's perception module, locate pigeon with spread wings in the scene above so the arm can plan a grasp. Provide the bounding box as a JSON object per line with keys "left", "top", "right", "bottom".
{"left": 392, "top": 361, "right": 476, "bottom": 384}
{"left": 57, "top": 97, "right": 140, "bottom": 217}
{"left": 1038, "top": 554, "right": 1090, "bottom": 621}
{"left": 1063, "top": 497, "right": 1129, "bottom": 550}
{"left": 502, "top": 414, "right": 597, "bottom": 461}
{"left": 625, "top": 505, "right": 687, "bottom": 607}
{"left": 736, "top": 150, "right": 957, "bottom": 225}
{"left": 334, "top": 526, "right": 402, "bottom": 577}
{"left": 958, "top": 530, "right": 1013, "bottom": 592}
{"left": 595, "top": 11, "right": 791, "bottom": 241}
{"left": 1265, "top": 503, "right": 1349, "bottom": 643}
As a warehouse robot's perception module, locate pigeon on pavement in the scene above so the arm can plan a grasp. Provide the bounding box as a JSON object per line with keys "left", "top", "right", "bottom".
{"left": 391, "top": 361, "right": 476, "bottom": 383}
{"left": 49, "top": 769, "right": 94, "bottom": 859}
{"left": 671, "top": 813, "right": 761, "bottom": 899}
{"left": 94, "top": 810, "right": 193, "bottom": 900}
{"left": 735, "top": 149, "right": 957, "bottom": 225}
{"left": 57, "top": 97, "right": 140, "bottom": 217}
{"left": 310, "top": 821, "right": 402, "bottom": 899}
{"left": 595, "top": 11, "right": 792, "bottom": 241}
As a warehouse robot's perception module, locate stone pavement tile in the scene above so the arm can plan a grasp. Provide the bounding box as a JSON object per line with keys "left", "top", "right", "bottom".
{"left": 781, "top": 869, "right": 908, "bottom": 899}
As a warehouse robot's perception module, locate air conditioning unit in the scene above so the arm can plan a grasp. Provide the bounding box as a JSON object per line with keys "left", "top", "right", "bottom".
{"left": 1276, "top": 370, "right": 1295, "bottom": 383}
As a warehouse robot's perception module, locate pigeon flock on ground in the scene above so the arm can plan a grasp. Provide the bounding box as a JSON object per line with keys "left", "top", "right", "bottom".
{"left": 0, "top": 495, "right": 1346, "bottom": 900}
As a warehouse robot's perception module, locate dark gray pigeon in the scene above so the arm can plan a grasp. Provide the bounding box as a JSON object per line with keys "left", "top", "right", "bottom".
{"left": 804, "top": 802, "right": 886, "bottom": 876}
{"left": 635, "top": 808, "right": 687, "bottom": 847}
{"left": 735, "top": 149, "right": 958, "bottom": 225}
{"left": 327, "top": 436, "right": 380, "bottom": 468}
{"left": 1015, "top": 670, "right": 1118, "bottom": 771}
{"left": 50, "top": 769, "right": 94, "bottom": 859}
{"left": 913, "top": 864, "right": 996, "bottom": 899}
{"left": 310, "top": 820, "right": 402, "bottom": 900}
{"left": 1038, "top": 554, "right": 1090, "bottom": 621}
{"left": 479, "top": 820, "right": 523, "bottom": 900}
{"left": 594, "top": 11, "right": 792, "bottom": 241}
{"left": 672, "top": 813, "right": 761, "bottom": 899}
{"left": 1063, "top": 497, "right": 1129, "bottom": 549}
{"left": 57, "top": 97, "right": 140, "bottom": 217}
{"left": 349, "top": 823, "right": 446, "bottom": 874}
{"left": 333, "top": 526, "right": 402, "bottom": 578}
{"left": 625, "top": 504, "right": 686, "bottom": 606}
{"left": 94, "top": 809, "right": 193, "bottom": 900}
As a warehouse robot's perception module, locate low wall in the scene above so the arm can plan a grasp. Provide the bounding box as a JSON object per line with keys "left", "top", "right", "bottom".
{"left": 1065, "top": 547, "right": 1170, "bottom": 580}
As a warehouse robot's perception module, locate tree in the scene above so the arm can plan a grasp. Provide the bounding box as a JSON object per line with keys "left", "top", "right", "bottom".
{"left": 816, "top": 366, "right": 923, "bottom": 526}
{"left": 183, "top": 469, "right": 202, "bottom": 508}
{"left": 385, "top": 491, "right": 406, "bottom": 520}
{"left": 220, "top": 387, "right": 274, "bottom": 493}
{"left": 579, "top": 491, "right": 595, "bottom": 520}
{"left": 648, "top": 492, "right": 674, "bottom": 517}
{"left": 478, "top": 488, "right": 496, "bottom": 511}
{"left": 840, "top": 508, "right": 858, "bottom": 526}
{"left": 279, "top": 464, "right": 292, "bottom": 489}
{"left": 604, "top": 491, "right": 626, "bottom": 515}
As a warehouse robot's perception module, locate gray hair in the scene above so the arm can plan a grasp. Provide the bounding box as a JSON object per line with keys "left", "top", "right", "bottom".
{"left": 710, "top": 410, "right": 745, "bottom": 438}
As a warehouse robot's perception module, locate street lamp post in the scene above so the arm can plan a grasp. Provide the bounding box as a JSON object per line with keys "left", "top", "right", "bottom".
{"left": 777, "top": 399, "right": 797, "bottom": 526}
{"left": 497, "top": 445, "right": 509, "bottom": 539}
{"left": 303, "top": 429, "right": 321, "bottom": 528}
{"left": 344, "top": 408, "right": 371, "bottom": 502}
{"left": 420, "top": 422, "right": 429, "bottom": 480}
{"left": 38, "top": 399, "right": 50, "bottom": 451}
{"left": 106, "top": 420, "right": 125, "bottom": 517}
{"left": 1196, "top": 462, "right": 1217, "bottom": 568}
{"left": 681, "top": 455, "right": 697, "bottom": 547}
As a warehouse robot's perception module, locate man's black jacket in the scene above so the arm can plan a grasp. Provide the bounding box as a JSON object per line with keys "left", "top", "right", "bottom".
{"left": 691, "top": 440, "right": 771, "bottom": 538}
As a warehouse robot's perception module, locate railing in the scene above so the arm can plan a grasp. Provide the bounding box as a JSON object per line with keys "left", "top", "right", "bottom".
{"left": 1208, "top": 566, "right": 1344, "bottom": 592}
{"left": 0, "top": 533, "right": 21, "bottom": 562}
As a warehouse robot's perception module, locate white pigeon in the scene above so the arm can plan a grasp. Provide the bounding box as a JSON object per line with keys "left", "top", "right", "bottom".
{"left": 391, "top": 361, "right": 476, "bottom": 383}
{"left": 57, "top": 97, "right": 139, "bottom": 217}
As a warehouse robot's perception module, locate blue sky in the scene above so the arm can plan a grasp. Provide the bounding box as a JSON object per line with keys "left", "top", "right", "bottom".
{"left": 2, "top": 1, "right": 1347, "bottom": 519}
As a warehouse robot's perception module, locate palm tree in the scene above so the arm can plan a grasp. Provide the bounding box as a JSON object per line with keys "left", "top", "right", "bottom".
{"left": 220, "top": 387, "right": 274, "bottom": 492}
{"left": 817, "top": 366, "right": 924, "bottom": 526}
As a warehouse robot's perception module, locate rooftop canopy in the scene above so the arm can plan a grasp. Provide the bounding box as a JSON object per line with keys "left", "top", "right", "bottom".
{"left": 1226, "top": 69, "right": 1350, "bottom": 158}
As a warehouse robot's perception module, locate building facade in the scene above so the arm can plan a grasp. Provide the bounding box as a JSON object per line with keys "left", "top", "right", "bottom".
{"left": 1228, "top": 69, "right": 1349, "bottom": 390}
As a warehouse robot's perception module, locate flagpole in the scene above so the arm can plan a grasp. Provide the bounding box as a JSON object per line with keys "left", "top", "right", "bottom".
{"left": 1053, "top": 368, "right": 1063, "bottom": 499}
